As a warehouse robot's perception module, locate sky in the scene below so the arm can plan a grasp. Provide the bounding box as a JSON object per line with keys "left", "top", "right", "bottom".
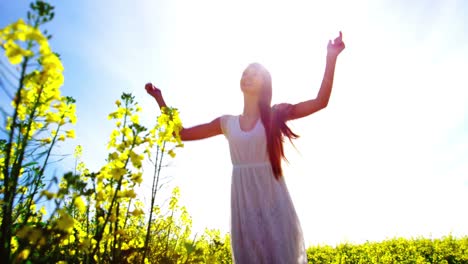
{"left": 1, "top": 0, "right": 467, "bottom": 246}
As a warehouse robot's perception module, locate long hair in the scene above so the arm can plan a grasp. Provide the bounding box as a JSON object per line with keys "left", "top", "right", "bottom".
{"left": 252, "top": 63, "right": 299, "bottom": 180}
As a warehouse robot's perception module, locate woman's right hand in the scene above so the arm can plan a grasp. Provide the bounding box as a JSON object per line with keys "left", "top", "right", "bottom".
{"left": 327, "top": 31, "right": 345, "bottom": 59}
{"left": 145, "top": 83, "right": 167, "bottom": 109}
{"left": 145, "top": 82, "right": 162, "bottom": 99}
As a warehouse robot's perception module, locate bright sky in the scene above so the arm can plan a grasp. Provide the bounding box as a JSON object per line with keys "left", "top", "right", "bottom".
{"left": 1, "top": 0, "right": 467, "bottom": 246}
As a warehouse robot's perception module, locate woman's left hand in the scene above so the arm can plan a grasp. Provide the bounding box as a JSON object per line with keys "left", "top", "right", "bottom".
{"left": 327, "top": 31, "right": 345, "bottom": 58}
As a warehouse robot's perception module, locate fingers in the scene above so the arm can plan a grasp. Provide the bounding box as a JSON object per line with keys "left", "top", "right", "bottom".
{"left": 334, "top": 36, "right": 341, "bottom": 44}
{"left": 145, "top": 83, "right": 156, "bottom": 90}
{"left": 327, "top": 31, "right": 345, "bottom": 55}
{"left": 332, "top": 31, "right": 343, "bottom": 44}
{"left": 145, "top": 83, "right": 157, "bottom": 95}
{"left": 145, "top": 85, "right": 151, "bottom": 94}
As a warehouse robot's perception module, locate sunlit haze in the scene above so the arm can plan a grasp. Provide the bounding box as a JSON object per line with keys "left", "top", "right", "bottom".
{"left": 1, "top": 0, "right": 466, "bottom": 246}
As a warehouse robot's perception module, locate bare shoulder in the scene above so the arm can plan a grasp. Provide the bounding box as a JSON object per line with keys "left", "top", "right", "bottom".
{"left": 272, "top": 103, "right": 295, "bottom": 120}
{"left": 272, "top": 103, "right": 293, "bottom": 112}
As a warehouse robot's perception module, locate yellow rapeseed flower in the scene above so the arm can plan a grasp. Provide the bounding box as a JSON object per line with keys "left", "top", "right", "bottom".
{"left": 122, "top": 127, "right": 132, "bottom": 139}
{"left": 56, "top": 211, "right": 74, "bottom": 233}
{"left": 168, "top": 149, "right": 176, "bottom": 158}
{"left": 45, "top": 112, "right": 61, "bottom": 123}
{"left": 74, "top": 145, "right": 83, "bottom": 158}
{"left": 39, "top": 206, "right": 47, "bottom": 216}
{"left": 17, "top": 249, "right": 30, "bottom": 261}
{"left": 131, "top": 172, "right": 143, "bottom": 184}
{"left": 125, "top": 189, "right": 137, "bottom": 199}
{"left": 41, "top": 190, "right": 55, "bottom": 200}
{"left": 130, "top": 114, "right": 139, "bottom": 124}
{"left": 66, "top": 129, "right": 76, "bottom": 138}
{"left": 74, "top": 196, "right": 86, "bottom": 213}
{"left": 3, "top": 40, "right": 32, "bottom": 64}
{"left": 110, "top": 167, "right": 126, "bottom": 180}
{"left": 129, "top": 151, "right": 143, "bottom": 168}
{"left": 131, "top": 208, "right": 144, "bottom": 217}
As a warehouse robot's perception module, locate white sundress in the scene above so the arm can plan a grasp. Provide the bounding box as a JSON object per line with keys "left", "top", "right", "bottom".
{"left": 220, "top": 114, "right": 308, "bottom": 264}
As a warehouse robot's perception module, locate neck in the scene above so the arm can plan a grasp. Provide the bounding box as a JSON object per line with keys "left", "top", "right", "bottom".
{"left": 242, "top": 94, "right": 260, "bottom": 118}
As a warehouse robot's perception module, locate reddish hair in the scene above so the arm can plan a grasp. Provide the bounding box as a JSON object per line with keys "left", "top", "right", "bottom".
{"left": 252, "top": 63, "right": 299, "bottom": 180}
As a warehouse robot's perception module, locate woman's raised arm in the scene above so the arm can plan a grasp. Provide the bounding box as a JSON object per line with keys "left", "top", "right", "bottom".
{"left": 145, "top": 83, "right": 222, "bottom": 141}
{"left": 286, "top": 31, "right": 346, "bottom": 120}
{"left": 179, "top": 117, "right": 222, "bottom": 141}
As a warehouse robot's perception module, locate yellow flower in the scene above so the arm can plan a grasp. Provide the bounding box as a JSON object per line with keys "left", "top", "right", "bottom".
{"left": 11, "top": 237, "right": 18, "bottom": 252}
{"left": 130, "top": 114, "right": 139, "bottom": 124}
{"left": 18, "top": 186, "right": 27, "bottom": 194}
{"left": 69, "top": 113, "right": 77, "bottom": 124}
{"left": 96, "top": 191, "right": 105, "bottom": 202}
{"left": 39, "top": 206, "right": 47, "bottom": 216}
{"left": 131, "top": 208, "right": 144, "bottom": 217}
{"left": 107, "top": 129, "right": 120, "bottom": 149}
{"left": 125, "top": 189, "right": 137, "bottom": 199}
{"left": 74, "top": 145, "right": 83, "bottom": 158}
{"left": 121, "top": 242, "right": 129, "bottom": 250}
{"left": 74, "top": 196, "right": 86, "bottom": 213}
{"left": 17, "top": 249, "right": 30, "bottom": 260}
{"left": 108, "top": 152, "right": 119, "bottom": 161}
{"left": 26, "top": 28, "right": 45, "bottom": 43}
{"left": 56, "top": 212, "right": 74, "bottom": 232}
{"left": 66, "top": 129, "right": 76, "bottom": 138}
{"left": 110, "top": 167, "right": 126, "bottom": 180}
{"left": 131, "top": 172, "right": 143, "bottom": 184}
{"left": 129, "top": 151, "right": 143, "bottom": 168}
{"left": 45, "top": 112, "right": 61, "bottom": 123}
{"left": 168, "top": 149, "right": 176, "bottom": 158}
{"left": 41, "top": 190, "right": 55, "bottom": 200}
{"left": 40, "top": 137, "right": 52, "bottom": 144}
{"left": 122, "top": 127, "right": 132, "bottom": 139}
{"left": 3, "top": 40, "right": 32, "bottom": 64}
{"left": 80, "top": 238, "right": 92, "bottom": 252}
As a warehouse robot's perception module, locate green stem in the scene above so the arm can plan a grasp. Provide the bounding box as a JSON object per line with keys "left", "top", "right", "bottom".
{"left": 165, "top": 209, "right": 175, "bottom": 258}
{"left": 90, "top": 113, "right": 137, "bottom": 259}
{"left": 18, "top": 84, "right": 57, "bottom": 226}
{"left": 112, "top": 203, "right": 120, "bottom": 263}
{"left": 141, "top": 142, "right": 166, "bottom": 264}
{"left": 0, "top": 51, "right": 31, "bottom": 264}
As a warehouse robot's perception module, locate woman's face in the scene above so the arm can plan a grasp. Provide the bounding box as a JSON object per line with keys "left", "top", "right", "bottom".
{"left": 240, "top": 64, "right": 264, "bottom": 95}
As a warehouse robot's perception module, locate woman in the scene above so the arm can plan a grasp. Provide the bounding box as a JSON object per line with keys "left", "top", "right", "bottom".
{"left": 145, "top": 32, "right": 345, "bottom": 263}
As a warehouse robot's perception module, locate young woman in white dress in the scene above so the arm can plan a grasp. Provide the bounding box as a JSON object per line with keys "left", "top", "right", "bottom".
{"left": 145, "top": 32, "right": 345, "bottom": 264}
